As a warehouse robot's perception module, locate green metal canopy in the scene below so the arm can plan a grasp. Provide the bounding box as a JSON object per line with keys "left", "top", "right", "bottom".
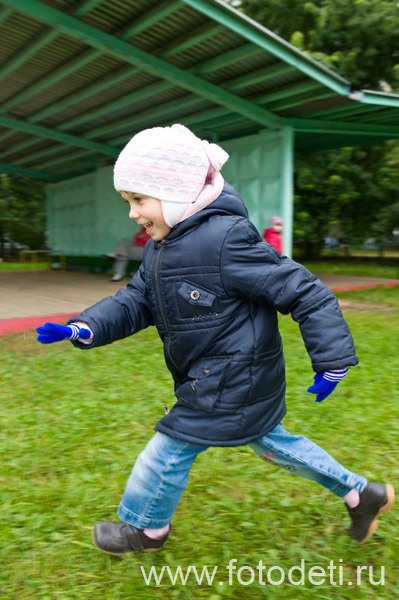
{"left": 0, "top": 0, "right": 398, "bottom": 181}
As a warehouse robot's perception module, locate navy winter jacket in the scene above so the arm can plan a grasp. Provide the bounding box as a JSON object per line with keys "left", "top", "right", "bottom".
{"left": 71, "top": 183, "right": 358, "bottom": 446}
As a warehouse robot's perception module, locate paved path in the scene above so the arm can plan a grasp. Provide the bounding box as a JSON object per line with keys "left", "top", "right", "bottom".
{"left": 1, "top": 269, "right": 398, "bottom": 335}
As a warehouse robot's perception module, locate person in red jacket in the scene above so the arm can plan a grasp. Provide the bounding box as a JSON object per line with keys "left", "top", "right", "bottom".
{"left": 102, "top": 226, "right": 151, "bottom": 282}
{"left": 263, "top": 216, "right": 283, "bottom": 254}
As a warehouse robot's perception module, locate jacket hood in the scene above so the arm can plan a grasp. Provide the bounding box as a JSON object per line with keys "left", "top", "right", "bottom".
{"left": 164, "top": 182, "right": 248, "bottom": 242}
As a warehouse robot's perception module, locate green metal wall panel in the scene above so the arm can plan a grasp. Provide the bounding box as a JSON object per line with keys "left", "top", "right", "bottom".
{"left": 46, "top": 166, "right": 139, "bottom": 255}
{"left": 221, "top": 127, "right": 293, "bottom": 256}
{"left": 46, "top": 127, "right": 294, "bottom": 257}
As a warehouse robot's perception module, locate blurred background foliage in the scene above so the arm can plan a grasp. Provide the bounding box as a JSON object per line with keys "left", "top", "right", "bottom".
{"left": 236, "top": 0, "right": 399, "bottom": 258}
{"left": 0, "top": 173, "right": 46, "bottom": 256}
{"left": 238, "top": 0, "right": 399, "bottom": 90}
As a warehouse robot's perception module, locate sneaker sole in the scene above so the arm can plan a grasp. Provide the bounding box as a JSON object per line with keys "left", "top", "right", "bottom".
{"left": 91, "top": 525, "right": 163, "bottom": 555}
{"left": 360, "top": 484, "right": 395, "bottom": 544}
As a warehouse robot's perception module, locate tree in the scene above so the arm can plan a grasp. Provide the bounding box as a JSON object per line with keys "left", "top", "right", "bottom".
{"left": 239, "top": 0, "right": 399, "bottom": 90}
{"left": 293, "top": 142, "right": 399, "bottom": 257}
{"left": 0, "top": 173, "right": 46, "bottom": 257}
{"left": 237, "top": 0, "right": 399, "bottom": 257}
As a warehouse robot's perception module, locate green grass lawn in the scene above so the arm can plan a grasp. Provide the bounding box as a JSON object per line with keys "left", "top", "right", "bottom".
{"left": 334, "top": 285, "right": 399, "bottom": 308}
{"left": 0, "top": 261, "right": 49, "bottom": 271}
{"left": 0, "top": 290, "right": 398, "bottom": 599}
{"left": 301, "top": 261, "right": 399, "bottom": 279}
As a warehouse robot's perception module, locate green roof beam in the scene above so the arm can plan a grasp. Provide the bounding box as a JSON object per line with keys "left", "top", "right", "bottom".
{"left": 306, "top": 102, "right": 386, "bottom": 120}
{"left": 85, "top": 92, "right": 204, "bottom": 140}
{"left": 0, "top": 0, "right": 105, "bottom": 84}
{"left": 180, "top": 0, "right": 350, "bottom": 95}
{"left": 192, "top": 42, "right": 261, "bottom": 75}
{"left": 27, "top": 66, "right": 141, "bottom": 124}
{"left": 2, "top": 0, "right": 281, "bottom": 130}
{"left": 169, "top": 88, "right": 334, "bottom": 131}
{"left": 8, "top": 3, "right": 182, "bottom": 122}
{"left": 284, "top": 117, "right": 399, "bottom": 137}
{"left": 184, "top": 111, "right": 244, "bottom": 131}
{"left": 24, "top": 148, "right": 97, "bottom": 170}
{"left": 108, "top": 86, "right": 343, "bottom": 149}
{"left": 0, "top": 135, "right": 46, "bottom": 159}
{"left": 0, "top": 29, "right": 57, "bottom": 81}
{"left": 267, "top": 90, "right": 335, "bottom": 112}
{"left": 255, "top": 80, "right": 323, "bottom": 106}
{"left": 0, "top": 5, "right": 12, "bottom": 24}
{"left": 0, "top": 116, "right": 120, "bottom": 155}
{"left": 105, "top": 104, "right": 229, "bottom": 146}
{"left": 34, "top": 149, "right": 97, "bottom": 170}
{"left": 160, "top": 22, "right": 225, "bottom": 57}
{"left": 57, "top": 59, "right": 294, "bottom": 134}
{"left": 351, "top": 90, "right": 399, "bottom": 108}
{"left": 225, "top": 63, "right": 296, "bottom": 91}
{"left": 2, "top": 26, "right": 260, "bottom": 155}
{"left": 57, "top": 80, "right": 172, "bottom": 131}
{"left": 25, "top": 23, "right": 225, "bottom": 125}
{"left": 121, "top": 0, "right": 183, "bottom": 38}
{"left": 0, "top": 163, "right": 59, "bottom": 180}
{"left": 73, "top": 0, "right": 106, "bottom": 18}
{"left": 53, "top": 53, "right": 275, "bottom": 132}
{"left": 0, "top": 129, "right": 17, "bottom": 144}
{"left": 0, "top": 47, "right": 103, "bottom": 114}
{"left": 361, "top": 110, "right": 399, "bottom": 124}
{"left": 108, "top": 105, "right": 229, "bottom": 146}
{"left": 13, "top": 143, "right": 66, "bottom": 167}
{"left": 85, "top": 68, "right": 308, "bottom": 142}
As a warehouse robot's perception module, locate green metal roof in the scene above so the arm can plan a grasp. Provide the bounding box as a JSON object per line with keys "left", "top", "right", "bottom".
{"left": 0, "top": 0, "right": 397, "bottom": 180}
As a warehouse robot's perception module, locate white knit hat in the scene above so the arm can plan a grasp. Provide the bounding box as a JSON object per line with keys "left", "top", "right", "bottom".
{"left": 113, "top": 124, "right": 229, "bottom": 227}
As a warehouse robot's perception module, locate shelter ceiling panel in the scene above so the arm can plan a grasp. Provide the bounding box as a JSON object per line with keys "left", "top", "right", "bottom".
{"left": 69, "top": 88, "right": 195, "bottom": 137}
{"left": 0, "top": 0, "right": 397, "bottom": 180}
{"left": 71, "top": 0, "right": 161, "bottom": 33}
{"left": 10, "top": 140, "right": 64, "bottom": 165}
{"left": 127, "top": 9, "right": 211, "bottom": 56}
{"left": 0, "top": 129, "right": 29, "bottom": 148}
{"left": 87, "top": 96, "right": 216, "bottom": 142}
{"left": 360, "top": 109, "right": 399, "bottom": 125}
{"left": 37, "top": 72, "right": 161, "bottom": 128}
{"left": 0, "top": 12, "right": 43, "bottom": 59}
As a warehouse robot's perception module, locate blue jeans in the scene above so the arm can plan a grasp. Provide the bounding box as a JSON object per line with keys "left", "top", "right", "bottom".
{"left": 118, "top": 423, "right": 367, "bottom": 528}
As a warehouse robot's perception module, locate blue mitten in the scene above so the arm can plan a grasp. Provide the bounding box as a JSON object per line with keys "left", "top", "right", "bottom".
{"left": 307, "top": 369, "right": 348, "bottom": 402}
{"left": 36, "top": 322, "right": 91, "bottom": 344}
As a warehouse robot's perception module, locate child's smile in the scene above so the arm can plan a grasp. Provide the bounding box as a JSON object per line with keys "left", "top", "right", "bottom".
{"left": 120, "top": 191, "right": 172, "bottom": 241}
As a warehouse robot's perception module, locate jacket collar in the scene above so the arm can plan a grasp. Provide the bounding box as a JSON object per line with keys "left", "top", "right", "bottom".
{"left": 159, "top": 182, "right": 248, "bottom": 244}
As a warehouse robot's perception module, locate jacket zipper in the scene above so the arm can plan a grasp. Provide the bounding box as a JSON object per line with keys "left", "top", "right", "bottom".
{"left": 154, "top": 240, "right": 182, "bottom": 375}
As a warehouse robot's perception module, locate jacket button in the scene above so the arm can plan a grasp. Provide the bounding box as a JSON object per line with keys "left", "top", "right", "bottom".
{"left": 203, "top": 368, "right": 210, "bottom": 375}
{"left": 190, "top": 290, "right": 200, "bottom": 300}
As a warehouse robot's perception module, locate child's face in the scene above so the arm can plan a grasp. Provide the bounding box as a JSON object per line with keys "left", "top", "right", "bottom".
{"left": 273, "top": 223, "right": 283, "bottom": 232}
{"left": 121, "top": 191, "right": 172, "bottom": 241}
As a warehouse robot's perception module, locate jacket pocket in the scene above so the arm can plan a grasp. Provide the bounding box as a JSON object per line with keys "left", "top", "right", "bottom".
{"left": 176, "top": 280, "right": 220, "bottom": 319}
{"left": 177, "top": 356, "right": 230, "bottom": 412}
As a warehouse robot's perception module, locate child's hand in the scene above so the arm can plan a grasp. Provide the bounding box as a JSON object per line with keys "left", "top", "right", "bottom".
{"left": 307, "top": 369, "right": 348, "bottom": 402}
{"left": 36, "top": 322, "right": 92, "bottom": 344}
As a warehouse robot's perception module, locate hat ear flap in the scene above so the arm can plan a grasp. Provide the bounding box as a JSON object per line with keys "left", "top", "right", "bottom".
{"left": 161, "top": 199, "right": 189, "bottom": 228}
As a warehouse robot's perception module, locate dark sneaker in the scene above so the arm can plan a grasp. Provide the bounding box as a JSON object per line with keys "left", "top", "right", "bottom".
{"left": 92, "top": 521, "right": 169, "bottom": 555}
{"left": 346, "top": 482, "right": 394, "bottom": 543}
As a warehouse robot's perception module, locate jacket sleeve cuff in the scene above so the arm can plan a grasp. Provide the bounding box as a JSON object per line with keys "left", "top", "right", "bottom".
{"left": 311, "top": 356, "right": 359, "bottom": 372}
{"left": 69, "top": 320, "right": 94, "bottom": 345}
